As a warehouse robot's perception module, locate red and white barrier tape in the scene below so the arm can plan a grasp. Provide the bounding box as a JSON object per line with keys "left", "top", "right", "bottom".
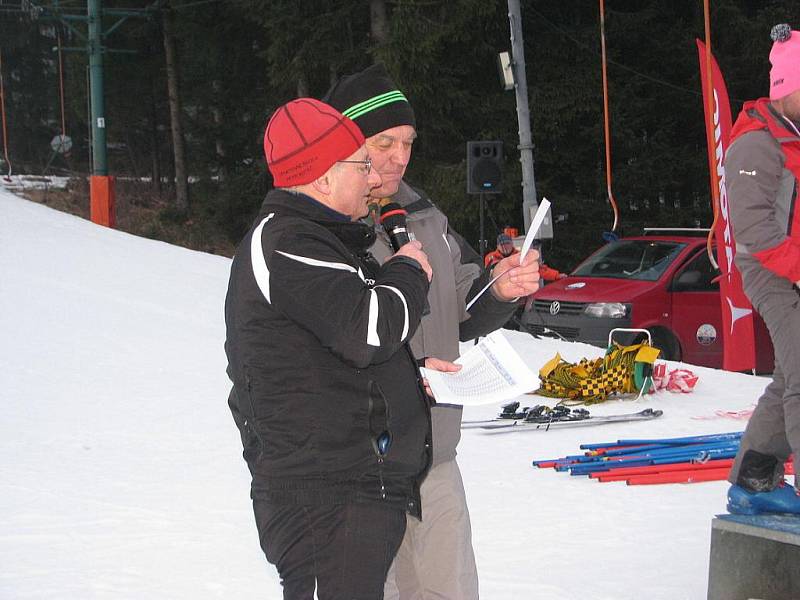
{"left": 692, "top": 408, "right": 755, "bottom": 421}
{"left": 651, "top": 363, "right": 699, "bottom": 393}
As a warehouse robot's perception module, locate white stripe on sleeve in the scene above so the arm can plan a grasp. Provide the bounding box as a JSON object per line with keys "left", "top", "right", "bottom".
{"left": 270, "top": 248, "right": 410, "bottom": 346}
{"left": 374, "top": 285, "right": 410, "bottom": 342}
{"left": 250, "top": 213, "right": 275, "bottom": 303}
{"left": 442, "top": 232, "right": 452, "bottom": 253}
{"left": 367, "top": 289, "right": 380, "bottom": 346}
{"left": 275, "top": 250, "right": 358, "bottom": 274}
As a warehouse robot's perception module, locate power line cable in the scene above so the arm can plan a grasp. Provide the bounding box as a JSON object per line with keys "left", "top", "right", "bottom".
{"left": 528, "top": 4, "right": 706, "bottom": 100}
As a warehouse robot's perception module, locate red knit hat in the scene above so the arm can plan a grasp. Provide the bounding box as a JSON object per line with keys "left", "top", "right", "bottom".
{"left": 263, "top": 98, "right": 365, "bottom": 186}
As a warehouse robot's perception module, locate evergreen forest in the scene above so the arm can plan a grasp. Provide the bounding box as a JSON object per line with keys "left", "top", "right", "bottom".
{"left": 0, "top": 0, "right": 795, "bottom": 269}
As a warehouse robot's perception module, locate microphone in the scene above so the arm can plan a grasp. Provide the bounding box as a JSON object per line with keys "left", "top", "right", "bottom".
{"left": 378, "top": 201, "right": 411, "bottom": 251}
{"left": 379, "top": 200, "right": 430, "bottom": 316}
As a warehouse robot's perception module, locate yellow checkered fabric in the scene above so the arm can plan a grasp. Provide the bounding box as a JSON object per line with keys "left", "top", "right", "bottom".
{"left": 535, "top": 342, "right": 658, "bottom": 405}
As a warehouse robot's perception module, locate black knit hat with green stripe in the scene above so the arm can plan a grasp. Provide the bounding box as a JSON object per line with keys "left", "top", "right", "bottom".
{"left": 323, "top": 63, "right": 415, "bottom": 138}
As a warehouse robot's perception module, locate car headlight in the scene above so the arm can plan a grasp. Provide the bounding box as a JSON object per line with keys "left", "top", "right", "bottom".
{"left": 584, "top": 302, "right": 629, "bottom": 318}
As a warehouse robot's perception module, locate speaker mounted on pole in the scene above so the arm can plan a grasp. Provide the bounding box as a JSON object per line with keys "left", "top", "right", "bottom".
{"left": 466, "top": 140, "right": 503, "bottom": 195}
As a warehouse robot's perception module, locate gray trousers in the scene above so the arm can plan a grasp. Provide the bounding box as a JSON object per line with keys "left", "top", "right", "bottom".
{"left": 384, "top": 404, "right": 479, "bottom": 600}
{"left": 729, "top": 283, "right": 800, "bottom": 489}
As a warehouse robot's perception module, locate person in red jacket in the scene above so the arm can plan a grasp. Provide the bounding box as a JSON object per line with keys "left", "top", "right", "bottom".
{"left": 483, "top": 233, "right": 516, "bottom": 268}
{"left": 484, "top": 232, "right": 567, "bottom": 282}
{"left": 725, "top": 23, "right": 800, "bottom": 515}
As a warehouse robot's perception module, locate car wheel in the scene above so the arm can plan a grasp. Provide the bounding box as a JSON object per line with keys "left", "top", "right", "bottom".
{"left": 650, "top": 329, "right": 681, "bottom": 361}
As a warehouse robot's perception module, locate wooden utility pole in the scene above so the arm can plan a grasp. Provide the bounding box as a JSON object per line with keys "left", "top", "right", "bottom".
{"left": 162, "top": 3, "right": 188, "bottom": 211}
{"left": 370, "top": 0, "right": 388, "bottom": 46}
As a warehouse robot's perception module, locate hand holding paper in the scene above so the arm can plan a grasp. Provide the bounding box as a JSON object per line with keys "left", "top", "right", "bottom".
{"left": 420, "top": 357, "right": 462, "bottom": 398}
{"left": 489, "top": 251, "right": 541, "bottom": 301}
{"left": 465, "top": 198, "right": 551, "bottom": 310}
{"left": 420, "top": 331, "right": 538, "bottom": 406}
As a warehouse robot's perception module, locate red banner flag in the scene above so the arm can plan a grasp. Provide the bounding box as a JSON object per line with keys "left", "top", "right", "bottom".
{"left": 696, "top": 39, "right": 756, "bottom": 371}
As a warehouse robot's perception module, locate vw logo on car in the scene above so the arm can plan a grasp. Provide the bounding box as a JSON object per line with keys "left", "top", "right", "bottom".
{"left": 549, "top": 301, "right": 561, "bottom": 315}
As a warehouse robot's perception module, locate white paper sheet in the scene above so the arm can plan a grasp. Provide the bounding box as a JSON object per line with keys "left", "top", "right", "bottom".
{"left": 420, "top": 330, "right": 539, "bottom": 406}
{"left": 519, "top": 197, "right": 551, "bottom": 265}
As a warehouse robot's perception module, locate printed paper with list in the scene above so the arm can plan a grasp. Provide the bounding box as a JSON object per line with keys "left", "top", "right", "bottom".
{"left": 420, "top": 331, "right": 538, "bottom": 406}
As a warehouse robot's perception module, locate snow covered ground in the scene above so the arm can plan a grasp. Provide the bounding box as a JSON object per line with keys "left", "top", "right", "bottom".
{"left": 1, "top": 188, "right": 768, "bottom": 599}
{"left": 1, "top": 174, "right": 71, "bottom": 191}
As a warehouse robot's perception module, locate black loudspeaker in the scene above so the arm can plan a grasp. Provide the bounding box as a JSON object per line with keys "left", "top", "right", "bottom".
{"left": 466, "top": 141, "right": 503, "bottom": 195}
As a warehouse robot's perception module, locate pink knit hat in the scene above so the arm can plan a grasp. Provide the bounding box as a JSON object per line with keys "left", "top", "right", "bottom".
{"left": 769, "top": 24, "right": 800, "bottom": 100}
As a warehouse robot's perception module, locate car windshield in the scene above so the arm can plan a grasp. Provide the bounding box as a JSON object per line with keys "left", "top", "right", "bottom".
{"left": 571, "top": 240, "right": 687, "bottom": 281}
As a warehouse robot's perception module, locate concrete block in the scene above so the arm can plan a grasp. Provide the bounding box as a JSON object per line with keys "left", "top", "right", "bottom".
{"left": 708, "top": 513, "right": 800, "bottom": 600}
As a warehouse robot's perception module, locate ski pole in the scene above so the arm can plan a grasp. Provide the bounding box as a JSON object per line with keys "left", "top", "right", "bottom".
{"left": 614, "top": 432, "right": 742, "bottom": 447}
{"left": 579, "top": 431, "right": 742, "bottom": 450}
{"left": 589, "top": 458, "right": 733, "bottom": 479}
{"left": 625, "top": 468, "right": 732, "bottom": 485}
{"left": 622, "top": 460, "right": 793, "bottom": 485}
{"left": 577, "top": 441, "right": 739, "bottom": 466}
{"left": 568, "top": 445, "right": 740, "bottom": 475}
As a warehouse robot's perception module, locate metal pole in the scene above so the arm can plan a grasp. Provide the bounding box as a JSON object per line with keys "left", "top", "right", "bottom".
{"left": 88, "top": 0, "right": 107, "bottom": 175}
{"left": 479, "top": 193, "right": 486, "bottom": 258}
{"left": 507, "top": 0, "right": 538, "bottom": 233}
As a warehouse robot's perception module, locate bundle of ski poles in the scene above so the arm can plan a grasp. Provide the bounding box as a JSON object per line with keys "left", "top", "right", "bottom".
{"left": 532, "top": 431, "right": 795, "bottom": 485}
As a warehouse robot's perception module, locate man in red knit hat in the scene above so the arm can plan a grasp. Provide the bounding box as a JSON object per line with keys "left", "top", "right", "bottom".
{"left": 725, "top": 24, "right": 800, "bottom": 515}
{"left": 225, "top": 97, "right": 436, "bottom": 598}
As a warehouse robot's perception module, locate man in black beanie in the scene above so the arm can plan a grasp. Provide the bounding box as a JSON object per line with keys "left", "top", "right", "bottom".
{"left": 325, "top": 63, "right": 541, "bottom": 600}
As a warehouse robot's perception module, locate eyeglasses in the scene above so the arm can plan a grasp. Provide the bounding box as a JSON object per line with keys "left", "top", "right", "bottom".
{"left": 337, "top": 157, "right": 372, "bottom": 175}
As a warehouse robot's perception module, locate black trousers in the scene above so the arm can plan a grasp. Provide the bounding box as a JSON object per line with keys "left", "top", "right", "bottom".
{"left": 253, "top": 500, "right": 407, "bottom": 600}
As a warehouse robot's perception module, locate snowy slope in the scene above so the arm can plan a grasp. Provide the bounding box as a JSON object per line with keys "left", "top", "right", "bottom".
{"left": 0, "top": 189, "right": 766, "bottom": 599}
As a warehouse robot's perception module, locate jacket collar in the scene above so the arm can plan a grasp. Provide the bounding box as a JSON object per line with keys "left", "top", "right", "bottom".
{"left": 259, "top": 188, "right": 350, "bottom": 222}
{"left": 392, "top": 180, "right": 420, "bottom": 208}
{"left": 732, "top": 98, "right": 800, "bottom": 178}
{"left": 733, "top": 98, "right": 800, "bottom": 144}
{"left": 259, "top": 188, "right": 376, "bottom": 252}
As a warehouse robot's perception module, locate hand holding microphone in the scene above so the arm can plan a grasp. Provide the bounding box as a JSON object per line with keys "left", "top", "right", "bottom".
{"left": 379, "top": 201, "right": 432, "bottom": 313}
{"left": 393, "top": 240, "right": 432, "bottom": 282}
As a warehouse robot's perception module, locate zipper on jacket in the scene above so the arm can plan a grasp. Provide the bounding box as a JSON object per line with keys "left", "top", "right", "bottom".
{"left": 368, "top": 380, "right": 392, "bottom": 500}
{"left": 377, "top": 456, "right": 386, "bottom": 499}
{"left": 243, "top": 371, "right": 265, "bottom": 457}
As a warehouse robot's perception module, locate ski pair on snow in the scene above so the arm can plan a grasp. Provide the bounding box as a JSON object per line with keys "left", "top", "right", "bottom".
{"left": 462, "top": 401, "right": 663, "bottom": 431}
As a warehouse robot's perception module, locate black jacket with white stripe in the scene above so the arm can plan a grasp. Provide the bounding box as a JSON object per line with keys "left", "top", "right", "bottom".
{"left": 225, "top": 189, "right": 432, "bottom": 516}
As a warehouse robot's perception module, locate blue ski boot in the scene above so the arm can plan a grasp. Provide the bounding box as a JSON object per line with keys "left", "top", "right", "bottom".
{"left": 727, "top": 481, "right": 800, "bottom": 515}
{"left": 727, "top": 449, "right": 799, "bottom": 515}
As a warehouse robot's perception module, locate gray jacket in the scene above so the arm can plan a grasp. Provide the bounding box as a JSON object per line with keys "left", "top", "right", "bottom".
{"left": 726, "top": 104, "right": 800, "bottom": 311}
{"left": 368, "top": 181, "right": 517, "bottom": 463}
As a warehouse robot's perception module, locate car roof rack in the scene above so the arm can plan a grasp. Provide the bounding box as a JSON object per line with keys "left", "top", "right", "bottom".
{"left": 642, "top": 228, "right": 711, "bottom": 237}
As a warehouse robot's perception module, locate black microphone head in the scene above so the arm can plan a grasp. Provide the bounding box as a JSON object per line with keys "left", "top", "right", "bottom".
{"left": 379, "top": 202, "right": 411, "bottom": 250}
{"left": 378, "top": 202, "right": 408, "bottom": 229}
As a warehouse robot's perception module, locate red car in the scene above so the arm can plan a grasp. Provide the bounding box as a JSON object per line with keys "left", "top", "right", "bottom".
{"left": 520, "top": 230, "right": 774, "bottom": 372}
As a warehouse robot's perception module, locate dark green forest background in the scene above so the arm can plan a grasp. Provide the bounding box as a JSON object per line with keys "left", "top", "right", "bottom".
{"left": 0, "top": 0, "right": 795, "bottom": 269}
